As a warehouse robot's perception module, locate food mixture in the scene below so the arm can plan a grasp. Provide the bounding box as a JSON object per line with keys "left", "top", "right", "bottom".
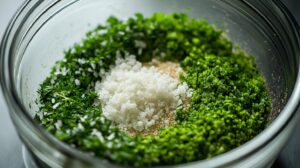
{"left": 36, "top": 13, "right": 271, "bottom": 167}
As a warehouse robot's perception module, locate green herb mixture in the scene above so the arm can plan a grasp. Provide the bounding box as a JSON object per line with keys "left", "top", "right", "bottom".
{"left": 36, "top": 13, "right": 271, "bottom": 167}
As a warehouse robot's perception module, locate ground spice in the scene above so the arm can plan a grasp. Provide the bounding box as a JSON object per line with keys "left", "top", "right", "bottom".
{"left": 145, "top": 59, "right": 182, "bottom": 81}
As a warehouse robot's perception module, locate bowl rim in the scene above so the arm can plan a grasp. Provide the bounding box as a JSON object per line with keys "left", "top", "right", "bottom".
{"left": 1, "top": 0, "right": 300, "bottom": 167}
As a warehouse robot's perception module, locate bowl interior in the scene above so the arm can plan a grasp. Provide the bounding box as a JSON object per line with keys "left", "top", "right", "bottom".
{"left": 15, "top": 0, "right": 293, "bottom": 138}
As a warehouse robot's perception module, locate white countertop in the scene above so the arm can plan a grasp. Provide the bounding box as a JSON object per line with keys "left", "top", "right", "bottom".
{"left": 0, "top": 1, "right": 25, "bottom": 168}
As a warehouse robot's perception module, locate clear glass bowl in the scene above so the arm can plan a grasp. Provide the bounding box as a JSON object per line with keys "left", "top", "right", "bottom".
{"left": 1, "top": 0, "right": 300, "bottom": 167}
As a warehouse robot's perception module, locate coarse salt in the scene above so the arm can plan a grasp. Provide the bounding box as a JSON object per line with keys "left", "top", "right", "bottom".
{"left": 95, "top": 56, "right": 191, "bottom": 132}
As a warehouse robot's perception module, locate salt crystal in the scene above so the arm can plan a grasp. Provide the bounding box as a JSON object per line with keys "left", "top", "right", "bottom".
{"left": 74, "top": 79, "right": 80, "bottom": 86}
{"left": 52, "top": 103, "right": 60, "bottom": 109}
{"left": 92, "top": 129, "right": 105, "bottom": 142}
{"left": 54, "top": 120, "right": 62, "bottom": 130}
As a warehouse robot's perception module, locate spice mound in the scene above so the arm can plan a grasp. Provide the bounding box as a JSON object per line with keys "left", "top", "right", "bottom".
{"left": 95, "top": 56, "right": 190, "bottom": 135}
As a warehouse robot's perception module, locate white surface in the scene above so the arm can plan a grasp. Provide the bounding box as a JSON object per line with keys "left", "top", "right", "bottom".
{"left": 0, "top": 0, "right": 25, "bottom": 168}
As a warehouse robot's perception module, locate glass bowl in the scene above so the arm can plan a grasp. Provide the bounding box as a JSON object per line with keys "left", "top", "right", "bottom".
{"left": 1, "top": 0, "right": 300, "bottom": 167}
